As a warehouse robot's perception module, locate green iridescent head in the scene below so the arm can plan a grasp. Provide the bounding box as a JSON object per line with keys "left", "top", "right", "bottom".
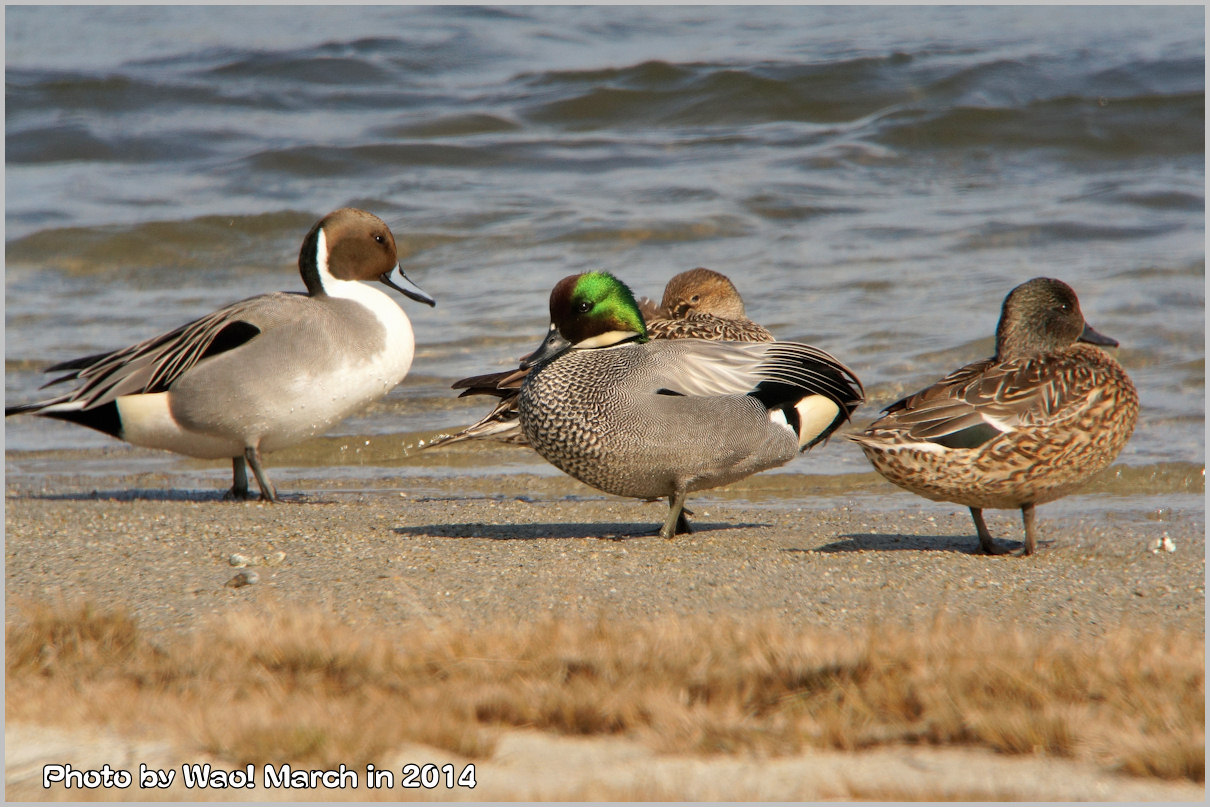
{"left": 547, "top": 271, "right": 649, "bottom": 346}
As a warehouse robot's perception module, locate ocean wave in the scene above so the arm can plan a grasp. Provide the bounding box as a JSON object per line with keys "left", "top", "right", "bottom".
{"left": 874, "top": 92, "right": 1204, "bottom": 157}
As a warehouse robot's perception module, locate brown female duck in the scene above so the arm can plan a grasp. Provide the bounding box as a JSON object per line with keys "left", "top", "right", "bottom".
{"left": 849, "top": 277, "right": 1138, "bottom": 556}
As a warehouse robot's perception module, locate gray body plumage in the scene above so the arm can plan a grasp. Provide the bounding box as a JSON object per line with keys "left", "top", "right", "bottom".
{"left": 518, "top": 339, "right": 854, "bottom": 501}
{"left": 163, "top": 293, "right": 395, "bottom": 452}
{"left": 18, "top": 291, "right": 402, "bottom": 458}
{"left": 6, "top": 207, "right": 434, "bottom": 501}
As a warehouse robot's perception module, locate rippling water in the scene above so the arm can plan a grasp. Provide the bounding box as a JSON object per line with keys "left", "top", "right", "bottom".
{"left": 4, "top": 6, "right": 1204, "bottom": 495}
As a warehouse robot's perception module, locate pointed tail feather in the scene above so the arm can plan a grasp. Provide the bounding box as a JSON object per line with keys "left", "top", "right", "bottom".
{"left": 6, "top": 401, "right": 47, "bottom": 417}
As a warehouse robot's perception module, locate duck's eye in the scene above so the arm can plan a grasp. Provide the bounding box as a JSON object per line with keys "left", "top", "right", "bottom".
{"left": 576, "top": 300, "right": 592, "bottom": 313}
{"left": 374, "top": 234, "right": 386, "bottom": 244}
{"left": 690, "top": 294, "right": 701, "bottom": 304}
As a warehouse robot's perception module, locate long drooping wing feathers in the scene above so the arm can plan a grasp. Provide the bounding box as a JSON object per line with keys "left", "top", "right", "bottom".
{"left": 758, "top": 342, "right": 865, "bottom": 411}
{"left": 649, "top": 340, "right": 864, "bottom": 413}
{"left": 646, "top": 341, "right": 769, "bottom": 398}
{"left": 27, "top": 297, "right": 267, "bottom": 411}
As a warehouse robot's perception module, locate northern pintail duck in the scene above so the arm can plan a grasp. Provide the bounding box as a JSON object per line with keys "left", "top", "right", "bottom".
{"left": 430, "top": 267, "right": 774, "bottom": 448}
{"left": 848, "top": 277, "right": 1138, "bottom": 556}
{"left": 518, "top": 271, "right": 864, "bottom": 539}
{"left": 6, "top": 207, "right": 436, "bottom": 501}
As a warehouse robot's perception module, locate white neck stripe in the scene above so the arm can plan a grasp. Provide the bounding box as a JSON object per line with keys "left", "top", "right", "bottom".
{"left": 316, "top": 227, "right": 329, "bottom": 280}
{"left": 314, "top": 226, "right": 362, "bottom": 301}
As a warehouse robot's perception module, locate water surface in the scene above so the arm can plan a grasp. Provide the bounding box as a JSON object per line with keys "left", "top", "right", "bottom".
{"left": 5, "top": 6, "right": 1204, "bottom": 501}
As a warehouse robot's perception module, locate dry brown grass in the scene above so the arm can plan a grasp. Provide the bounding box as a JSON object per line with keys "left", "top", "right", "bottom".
{"left": 6, "top": 599, "right": 1204, "bottom": 783}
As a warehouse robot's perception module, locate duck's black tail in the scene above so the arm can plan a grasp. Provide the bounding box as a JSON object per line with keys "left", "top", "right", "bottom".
{"left": 5, "top": 401, "right": 44, "bottom": 417}
{"left": 750, "top": 342, "right": 865, "bottom": 450}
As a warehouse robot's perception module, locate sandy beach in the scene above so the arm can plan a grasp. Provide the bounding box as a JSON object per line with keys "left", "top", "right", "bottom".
{"left": 5, "top": 459, "right": 1204, "bottom": 637}
{"left": 5, "top": 6, "right": 1203, "bottom": 801}
{"left": 5, "top": 457, "right": 1204, "bottom": 801}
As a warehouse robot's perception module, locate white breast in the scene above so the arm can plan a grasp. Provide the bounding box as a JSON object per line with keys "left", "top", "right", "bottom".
{"left": 258, "top": 285, "right": 416, "bottom": 453}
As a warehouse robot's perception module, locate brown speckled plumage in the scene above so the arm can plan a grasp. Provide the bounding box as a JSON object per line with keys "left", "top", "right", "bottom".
{"left": 646, "top": 311, "right": 774, "bottom": 342}
{"left": 646, "top": 268, "right": 774, "bottom": 342}
{"left": 849, "top": 277, "right": 1139, "bottom": 556}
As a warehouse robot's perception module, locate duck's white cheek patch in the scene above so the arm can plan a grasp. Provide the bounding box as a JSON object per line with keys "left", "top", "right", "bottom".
{"left": 794, "top": 395, "right": 839, "bottom": 448}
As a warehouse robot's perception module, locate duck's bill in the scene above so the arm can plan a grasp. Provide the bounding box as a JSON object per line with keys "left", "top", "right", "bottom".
{"left": 519, "top": 323, "right": 571, "bottom": 368}
{"left": 1078, "top": 322, "right": 1118, "bottom": 348}
{"left": 380, "top": 265, "right": 437, "bottom": 307}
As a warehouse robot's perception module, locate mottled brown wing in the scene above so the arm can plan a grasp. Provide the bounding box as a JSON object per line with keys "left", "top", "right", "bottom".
{"left": 646, "top": 313, "right": 774, "bottom": 342}
{"left": 879, "top": 354, "right": 1101, "bottom": 447}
